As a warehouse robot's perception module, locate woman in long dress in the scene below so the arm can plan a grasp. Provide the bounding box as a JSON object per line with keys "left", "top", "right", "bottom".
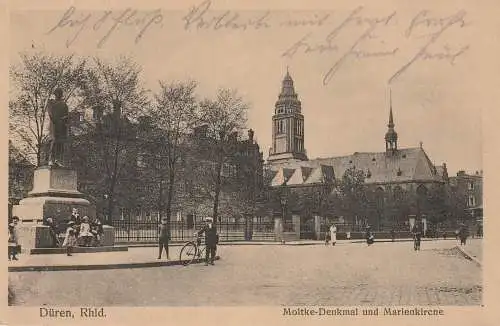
{"left": 329, "top": 224, "right": 337, "bottom": 246}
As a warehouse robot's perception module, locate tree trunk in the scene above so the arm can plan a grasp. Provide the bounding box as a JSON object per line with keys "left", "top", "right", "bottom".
{"left": 166, "top": 169, "right": 176, "bottom": 235}
{"left": 158, "top": 180, "right": 164, "bottom": 222}
{"left": 212, "top": 158, "right": 224, "bottom": 225}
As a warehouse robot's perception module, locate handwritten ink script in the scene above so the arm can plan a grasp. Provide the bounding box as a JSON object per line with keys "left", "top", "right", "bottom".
{"left": 281, "top": 7, "right": 469, "bottom": 85}
{"left": 46, "top": 1, "right": 470, "bottom": 85}
{"left": 47, "top": 6, "right": 163, "bottom": 48}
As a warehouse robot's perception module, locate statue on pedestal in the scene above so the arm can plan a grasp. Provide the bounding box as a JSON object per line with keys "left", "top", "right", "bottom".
{"left": 47, "top": 88, "right": 69, "bottom": 167}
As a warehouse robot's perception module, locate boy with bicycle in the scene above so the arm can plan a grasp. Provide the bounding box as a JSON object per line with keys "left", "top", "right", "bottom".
{"left": 196, "top": 217, "right": 219, "bottom": 266}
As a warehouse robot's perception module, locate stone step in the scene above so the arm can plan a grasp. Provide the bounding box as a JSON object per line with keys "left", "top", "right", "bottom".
{"left": 29, "top": 246, "right": 129, "bottom": 255}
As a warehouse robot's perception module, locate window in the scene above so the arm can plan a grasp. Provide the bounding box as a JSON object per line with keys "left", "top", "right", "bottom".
{"left": 296, "top": 120, "right": 303, "bottom": 136}
{"left": 468, "top": 195, "right": 476, "bottom": 207}
{"left": 277, "top": 120, "right": 286, "bottom": 134}
{"left": 468, "top": 182, "right": 474, "bottom": 190}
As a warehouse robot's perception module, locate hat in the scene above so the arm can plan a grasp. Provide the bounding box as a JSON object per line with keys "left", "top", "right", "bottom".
{"left": 161, "top": 218, "right": 167, "bottom": 224}
{"left": 68, "top": 221, "right": 75, "bottom": 225}
{"left": 83, "top": 216, "right": 89, "bottom": 221}
{"left": 205, "top": 217, "right": 214, "bottom": 222}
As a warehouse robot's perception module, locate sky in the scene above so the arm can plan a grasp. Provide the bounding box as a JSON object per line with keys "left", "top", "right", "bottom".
{"left": 8, "top": 1, "right": 485, "bottom": 176}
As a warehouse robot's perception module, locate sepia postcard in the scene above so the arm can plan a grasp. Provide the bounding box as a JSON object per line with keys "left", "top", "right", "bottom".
{"left": 2, "top": 0, "right": 499, "bottom": 325}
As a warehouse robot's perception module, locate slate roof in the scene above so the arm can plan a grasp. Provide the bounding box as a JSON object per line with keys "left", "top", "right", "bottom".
{"left": 268, "top": 147, "right": 444, "bottom": 186}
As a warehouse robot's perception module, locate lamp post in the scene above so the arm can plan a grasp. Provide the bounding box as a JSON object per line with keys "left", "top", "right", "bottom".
{"left": 280, "top": 184, "right": 289, "bottom": 232}
{"left": 103, "top": 194, "right": 109, "bottom": 225}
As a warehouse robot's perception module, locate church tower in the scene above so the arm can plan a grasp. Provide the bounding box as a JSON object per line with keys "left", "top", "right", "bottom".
{"left": 268, "top": 68, "right": 308, "bottom": 164}
{"left": 385, "top": 90, "right": 398, "bottom": 153}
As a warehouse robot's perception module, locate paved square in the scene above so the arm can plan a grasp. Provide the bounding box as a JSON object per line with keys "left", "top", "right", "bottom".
{"left": 9, "top": 240, "right": 482, "bottom": 306}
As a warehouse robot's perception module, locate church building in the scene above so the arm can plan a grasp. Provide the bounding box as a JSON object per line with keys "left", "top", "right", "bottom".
{"left": 265, "top": 70, "right": 450, "bottom": 236}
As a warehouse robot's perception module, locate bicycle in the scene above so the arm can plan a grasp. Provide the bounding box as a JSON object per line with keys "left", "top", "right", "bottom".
{"left": 179, "top": 234, "right": 206, "bottom": 266}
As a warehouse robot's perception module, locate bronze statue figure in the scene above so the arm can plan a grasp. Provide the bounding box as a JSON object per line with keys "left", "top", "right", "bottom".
{"left": 47, "top": 88, "right": 69, "bottom": 166}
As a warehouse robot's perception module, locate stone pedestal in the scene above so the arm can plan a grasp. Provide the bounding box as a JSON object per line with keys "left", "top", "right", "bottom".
{"left": 102, "top": 226, "right": 115, "bottom": 246}
{"left": 12, "top": 165, "right": 107, "bottom": 250}
{"left": 292, "top": 214, "right": 301, "bottom": 237}
{"left": 274, "top": 217, "right": 283, "bottom": 242}
{"left": 13, "top": 166, "right": 95, "bottom": 225}
{"left": 314, "top": 215, "right": 323, "bottom": 240}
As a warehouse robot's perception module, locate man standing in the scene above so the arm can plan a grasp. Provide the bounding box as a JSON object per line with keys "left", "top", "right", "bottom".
{"left": 197, "top": 217, "right": 218, "bottom": 266}
{"left": 459, "top": 223, "right": 469, "bottom": 246}
{"left": 412, "top": 221, "right": 422, "bottom": 251}
{"left": 158, "top": 218, "right": 170, "bottom": 260}
{"left": 47, "top": 88, "right": 69, "bottom": 166}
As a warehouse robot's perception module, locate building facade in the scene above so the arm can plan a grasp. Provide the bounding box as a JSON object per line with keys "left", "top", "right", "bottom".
{"left": 449, "top": 170, "right": 483, "bottom": 223}
{"left": 69, "top": 107, "right": 264, "bottom": 229}
{"left": 264, "top": 70, "right": 452, "bottom": 237}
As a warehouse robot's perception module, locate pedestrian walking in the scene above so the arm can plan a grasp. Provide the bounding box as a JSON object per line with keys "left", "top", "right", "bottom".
{"left": 365, "top": 226, "right": 374, "bottom": 246}
{"left": 196, "top": 217, "right": 219, "bottom": 266}
{"left": 158, "top": 218, "right": 170, "bottom": 260}
{"left": 329, "top": 223, "right": 337, "bottom": 246}
{"left": 324, "top": 229, "right": 331, "bottom": 245}
{"left": 390, "top": 227, "right": 396, "bottom": 242}
{"left": 78, "top": 216, "right": 93, "bottom": 247}
{"left": 411, "top": 222, "right": 422, "bottom": 251}
{"left": 459, "top": 223, "right": 469, "bottom": 246}
{"left": 8, "top": 216, "right": 20, "bottom": 261}
{"left": 62, "top": 221, "right": 77, "bottom": 256}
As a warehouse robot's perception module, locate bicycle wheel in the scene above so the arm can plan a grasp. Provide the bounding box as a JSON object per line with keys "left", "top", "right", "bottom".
{"left": 179, "top": 242, "right": 198, "bottom": 266}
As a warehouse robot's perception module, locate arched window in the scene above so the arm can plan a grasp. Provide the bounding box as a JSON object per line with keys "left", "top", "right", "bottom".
{"left": 376, "top": 187, "right": 385, "bottom": 209}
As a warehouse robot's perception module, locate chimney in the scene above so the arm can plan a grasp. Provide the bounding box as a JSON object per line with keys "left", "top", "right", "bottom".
{"left": 248, "top": 129, "right": 254, "bottom": 143}
{"left": 229, "top": 131, "right": 238, "bottom": 142}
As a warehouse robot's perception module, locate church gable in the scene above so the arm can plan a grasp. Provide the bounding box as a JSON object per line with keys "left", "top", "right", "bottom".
{"left": 304, "top": 165, "right": 334, "bottom": 184}
{"left": 287, "top": 167, "right": 313, "bottom": 185}
{"left": 270, "top": 167, "right": 295, "bottom": 186}
{"left": 412, "top": 148, "right": 440, "bottom": 181}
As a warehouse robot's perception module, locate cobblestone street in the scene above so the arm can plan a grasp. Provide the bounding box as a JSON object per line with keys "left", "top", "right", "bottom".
{"left": 9, "top": 240, "right": 482, "bottom": 306}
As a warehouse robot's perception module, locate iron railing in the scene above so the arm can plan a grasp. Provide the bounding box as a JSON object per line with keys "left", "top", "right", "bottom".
{"left": 113, "top": 219, "right": 275, "bottom": 243}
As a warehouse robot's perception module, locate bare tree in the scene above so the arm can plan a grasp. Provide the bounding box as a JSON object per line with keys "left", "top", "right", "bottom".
{"left": 197, "top": 88, "right": 249, "bottom": 223}
{"left": 9, "top": 52, "right": 86, "bottom": 166}
{"left": 77, "top": 56, "right": 149, "bottom": 224}
{"left": 147, "top": 81, "right": 198, "bottom": 229}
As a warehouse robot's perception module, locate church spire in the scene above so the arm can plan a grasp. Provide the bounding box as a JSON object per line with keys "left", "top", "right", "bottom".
{"left": 385, "top": 89, "right": 398, "bottom": 153}
{"left": 388, "top": 89, "right": 394, "bottom": 128}
{"left": 268, "top": 68, "right": 307, "bottom": 164}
